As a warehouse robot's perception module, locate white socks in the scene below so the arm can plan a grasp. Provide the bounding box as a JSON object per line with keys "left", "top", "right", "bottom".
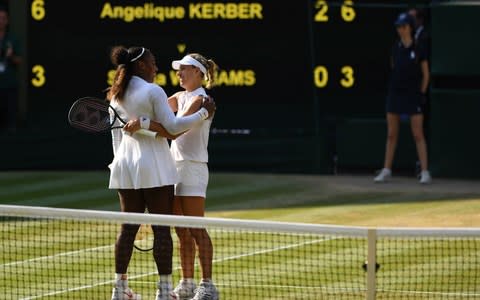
{"left": 115, "top": 274, "right": 128, "bottom": 288}
{"left": 182, "top": 278, "right": 195, "bottom": 284}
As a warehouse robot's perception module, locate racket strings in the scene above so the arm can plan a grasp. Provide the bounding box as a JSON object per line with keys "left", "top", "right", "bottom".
{"left": 68, "top": 98, "right": 113, "bottom": 132}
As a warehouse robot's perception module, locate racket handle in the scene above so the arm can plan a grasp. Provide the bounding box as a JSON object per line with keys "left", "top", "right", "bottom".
{"left": 137, "top": 129, "right": 157, "bottom": 138}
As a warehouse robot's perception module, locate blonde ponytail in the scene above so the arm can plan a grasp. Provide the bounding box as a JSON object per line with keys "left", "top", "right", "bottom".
{"left": 205, "top": 59, "right": 218, "bottom": 89}
{"left": 189, "top": 53, "right": 218, "bottom": 89}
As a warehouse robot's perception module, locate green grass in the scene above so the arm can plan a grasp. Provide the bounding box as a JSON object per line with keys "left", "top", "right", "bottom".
{"left": 0, "top": 171, "right": 479, "bottom": 299}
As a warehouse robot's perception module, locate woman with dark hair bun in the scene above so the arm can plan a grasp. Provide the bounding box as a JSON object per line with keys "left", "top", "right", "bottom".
{"left": 107, "top": 45, "right": 216, "bottom": 300}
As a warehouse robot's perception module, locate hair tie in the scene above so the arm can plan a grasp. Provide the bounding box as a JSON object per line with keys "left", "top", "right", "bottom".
{"left": 130, "top": 47, "right": 145, "bottom": 62}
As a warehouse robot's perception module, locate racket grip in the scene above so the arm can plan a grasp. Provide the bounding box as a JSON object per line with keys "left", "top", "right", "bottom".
{"left": 137, "top": 129, "right": 157, "bottom": 138}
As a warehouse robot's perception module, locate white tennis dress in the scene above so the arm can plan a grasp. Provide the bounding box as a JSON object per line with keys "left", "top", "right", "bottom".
{"left": 109, "top": 76, "right": 207, "bottom": 190}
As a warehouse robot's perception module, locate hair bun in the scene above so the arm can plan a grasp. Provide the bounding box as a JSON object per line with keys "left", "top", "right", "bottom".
{"left": 110, "top": 46, "right": 129, "bottom": 66}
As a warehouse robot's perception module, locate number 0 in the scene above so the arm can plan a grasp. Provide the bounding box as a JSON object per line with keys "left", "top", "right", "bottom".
{"left": 314, "top": 66, "right": 328, "bottom": 88}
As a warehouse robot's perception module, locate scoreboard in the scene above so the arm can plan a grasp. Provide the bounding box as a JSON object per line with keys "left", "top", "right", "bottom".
{"left": 27, "top": 0, "right": 315, "bottom": 132}
{"left": 21, "top": 0, "right": 429, "bottom": 170}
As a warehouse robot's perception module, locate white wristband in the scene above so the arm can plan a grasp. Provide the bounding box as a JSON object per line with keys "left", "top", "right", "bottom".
{"left": 140, "top": 117, "right": 150, "bottom": 129}
{"left": 198, "top": 107, "right": 209, "bottom": 120}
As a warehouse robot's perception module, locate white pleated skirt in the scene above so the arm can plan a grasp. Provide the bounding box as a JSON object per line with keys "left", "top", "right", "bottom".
{"left": 108, "top": 133, "right": 178, "bottom": 189}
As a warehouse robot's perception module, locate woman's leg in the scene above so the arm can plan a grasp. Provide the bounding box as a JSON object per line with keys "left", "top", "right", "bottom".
{"left": 116, "top": 189, "right": 145, "bottom": 275}
{"left": 173, "top": 196, "right": 196, "bottom": 279}
{"left": 178, "top": 196, "right": 213, "bottom": 280}
{"left": 383, "top": 113, "right": 401, "bottom": 169}
{"left": 410, "top": 114, "right": 429, "bottom": 171}
{"left": 144, "top": 186, "right": 174, "bottom": 275}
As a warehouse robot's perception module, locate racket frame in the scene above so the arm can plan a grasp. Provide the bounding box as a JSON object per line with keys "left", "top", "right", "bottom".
{"left": 68, "top": 97, "right": 156, "bottom": 137}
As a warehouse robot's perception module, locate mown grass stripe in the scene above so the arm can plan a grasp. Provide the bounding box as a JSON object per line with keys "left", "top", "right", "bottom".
{"left": 3, "top": 188, "right": 114, "bottom": 206}
{"left": 0, "top": 176, "right": 107, "bottom": 198}
{"left": 15, "top": 235, "right": 334, "bottom": 299}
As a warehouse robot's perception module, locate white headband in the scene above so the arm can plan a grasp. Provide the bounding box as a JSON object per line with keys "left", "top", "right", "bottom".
{"left": 171, "top": 55, "right": 207, "bottom": 75}
{"left": 130, "top": 47, "right": 145, "bottom": 62}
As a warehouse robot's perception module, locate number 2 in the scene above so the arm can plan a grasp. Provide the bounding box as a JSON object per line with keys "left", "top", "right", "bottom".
{"left": 314, "top": 0, "right": 328, "bottom": 22}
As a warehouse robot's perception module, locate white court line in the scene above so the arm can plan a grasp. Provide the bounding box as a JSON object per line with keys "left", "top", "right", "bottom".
{"left": 0, "top": 245, "right": 113, "bottom": 268}
{"left": 15, "top": 236, "right": 479, "bottom": 299}
{"left": 19, "top": 237, "right": 332, "bottom": 299}
{"left": 133, "top": 281, "right": 363, "bottom": 292}
{"left": 377, "top": 289, "right": 480, "bottom": 297}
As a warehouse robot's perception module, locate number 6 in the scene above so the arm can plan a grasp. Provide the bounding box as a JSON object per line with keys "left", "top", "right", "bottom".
{"left": 341, "top": 0, "right": 355, "bottom": 22}
{"left": 31, "top": 0, "right": 46, "bottom": 21}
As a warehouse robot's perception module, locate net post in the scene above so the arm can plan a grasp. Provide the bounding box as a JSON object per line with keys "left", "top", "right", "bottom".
{"left": 366, "top": 228, "right": 377, "bottom": 300}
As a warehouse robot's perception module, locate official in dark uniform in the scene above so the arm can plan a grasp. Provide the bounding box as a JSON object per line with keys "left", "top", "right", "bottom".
{"left": 374, "top": 12, "right": 432, "bottom": 184}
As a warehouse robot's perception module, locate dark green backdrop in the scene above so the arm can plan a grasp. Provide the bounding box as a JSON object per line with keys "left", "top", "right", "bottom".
{"left": 2, "top": 1, "right": 479, "bottom": 178}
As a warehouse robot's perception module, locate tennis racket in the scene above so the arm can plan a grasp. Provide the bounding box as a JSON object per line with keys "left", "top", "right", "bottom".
{"left": 133, "top": 224, "right": 154, "bottom": 252}
{"left": 67, "top": 97, "right": 156, "bottom": 137}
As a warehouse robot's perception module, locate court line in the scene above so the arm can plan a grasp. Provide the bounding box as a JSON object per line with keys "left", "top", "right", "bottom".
{"left": 130, "top": 282, "right": 480, "bottom": 297}
{"left": 15, "top": 235, "right": 479, "bottom": 299}
{"left": 133, "top": 281, "right": 364, "bottom": 292}
{"left": 18, "top": 237, "right": 332, "bottom": 299}
{"left": 0, "top": 245, "right": 113, "bottom": 268}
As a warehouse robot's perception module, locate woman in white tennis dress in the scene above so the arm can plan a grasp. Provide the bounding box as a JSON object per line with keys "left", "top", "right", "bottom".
{"left": 107, "top": 46, "right": 215, "bottom": 300}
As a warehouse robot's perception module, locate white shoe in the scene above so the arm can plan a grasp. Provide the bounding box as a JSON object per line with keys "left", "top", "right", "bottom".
{"left": 173, "top": 279, "right": 196, "bottom": 300}
{"left": 419, "top": 170, "right": 432, "bottom": 184}
{"left": 374, "top": 168, "right": 391, "bottom": 183}
{"left": 156, "top": 280, "right": 178, "bottom": 300}
{"left": 111, "top": 287, "right": 141, "bottom": 300}
{"left": 191, "top": 281, "right": 219, "bottom": 300}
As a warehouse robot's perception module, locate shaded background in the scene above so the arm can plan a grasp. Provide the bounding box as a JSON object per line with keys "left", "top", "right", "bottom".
{"left": 1, "top": 0, "right": 479, "bottom": 178}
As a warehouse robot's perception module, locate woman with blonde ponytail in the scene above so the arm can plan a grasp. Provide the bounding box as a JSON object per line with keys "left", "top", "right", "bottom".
{"left": 167, "top": 53, "right": 219, "bottom": 300}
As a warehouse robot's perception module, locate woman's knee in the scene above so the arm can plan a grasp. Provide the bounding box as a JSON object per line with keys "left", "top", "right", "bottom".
{"left": 189, "top": 228, "right": 210, "bottom": 244}
{"left": 175, "top": 227, "right": 193, "bottom": 241}
{"left": 386, "top": 131, "right": 399, "bottom": 142}
{"left": 119, "top": 223, "right": 140, "bottom": 238}
{"left": 412, "top": 130, "right": 425, "bottom": 143}
{"left": 411, "top": 125, "right": 425, "bottom": 143}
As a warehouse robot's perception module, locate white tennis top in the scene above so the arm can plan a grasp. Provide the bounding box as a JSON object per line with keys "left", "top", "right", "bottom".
{"left": 170, "top": 87, "right": 212, "bottom": 163}
{"left": 109, "top": 76, "right": 206, "bottom": 189}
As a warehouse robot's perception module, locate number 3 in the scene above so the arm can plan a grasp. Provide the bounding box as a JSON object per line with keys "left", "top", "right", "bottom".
{"left": 340, "top": 66, "right": 354, "bottom": 88}
{"left": 32, "top": 65, "right": 46, "bottom": 87}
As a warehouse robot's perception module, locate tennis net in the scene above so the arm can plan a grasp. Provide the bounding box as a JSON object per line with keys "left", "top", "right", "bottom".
{"left": 0, "top": 205, "right": 478, "bottom": 300}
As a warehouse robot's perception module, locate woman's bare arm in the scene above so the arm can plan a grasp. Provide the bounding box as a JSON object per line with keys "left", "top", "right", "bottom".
{"left": 167, "top": 92, "right": 182, "bottom": 113}
{"left": 177, "top": 96, "right": 204, "bottom": 117}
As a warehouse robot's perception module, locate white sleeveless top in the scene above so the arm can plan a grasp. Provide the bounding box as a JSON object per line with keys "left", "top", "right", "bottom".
{"left": 170, "top": 87, "right": 212, "bottom": 163}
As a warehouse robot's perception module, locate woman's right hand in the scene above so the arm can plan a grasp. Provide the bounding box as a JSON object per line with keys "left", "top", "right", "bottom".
{"left": 201, "top": 96, "right": 216, "bottom": 118}
{"left": 123, "top": 119, "right": 141, "bottom": 134}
